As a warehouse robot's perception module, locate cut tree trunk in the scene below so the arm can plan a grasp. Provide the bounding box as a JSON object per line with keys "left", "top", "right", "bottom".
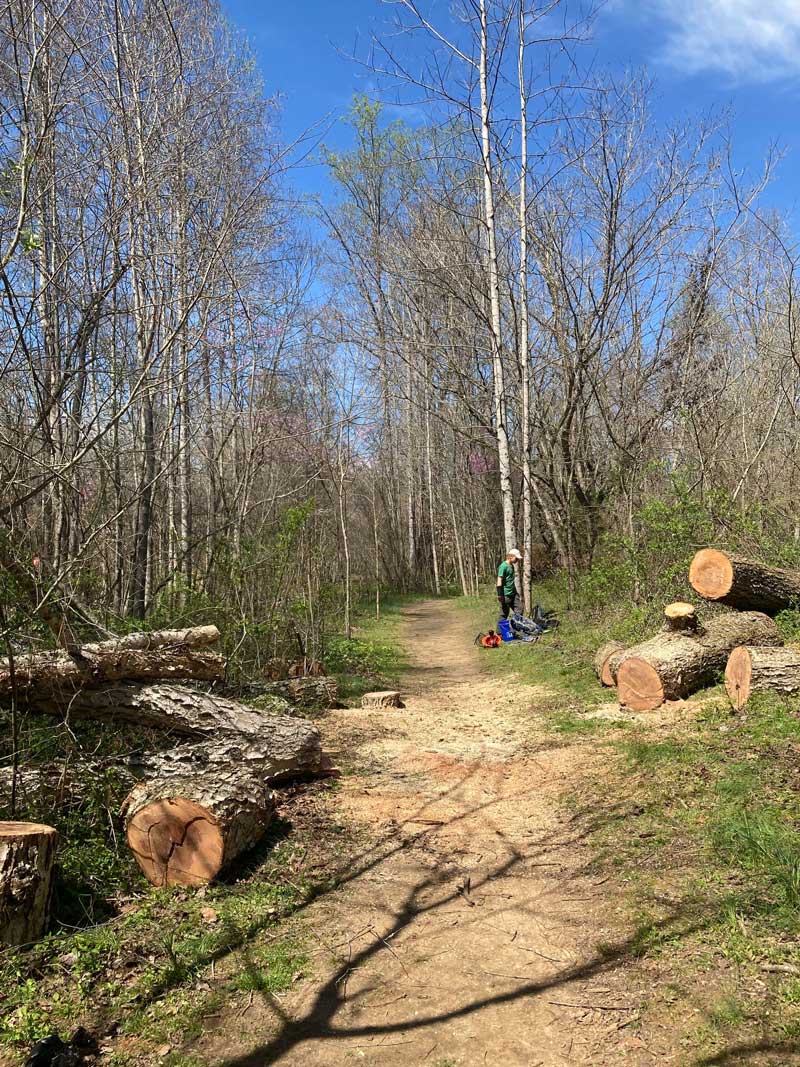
{"left": 39, "top": 684, "right": 325, "bottom": 779}
{"left": 664, "top": 602, "right": 698, "bottom": 632}
{"left": 617, "top": 611, "right": 782, "bottom": 711}
{"left": 361, "top": 690, "right": 402, "bottom": 709}
{"left": 0, "top": 822, "right": 57, "bottom": 944}
{"left": 234, "top": 677, "right": 338, "bottom": 710}
{"left": 725, "top": 646, "right": 800, "bottom": 711}
{"left": 123, "top": 769, "right": 274, "bottom": 887}
{"left": 0, "top": 626, "right": 223, "bottom": 702}
{"left": 689, "top": 550, "right": 800, "bottom": 615}
{"left": 594, "top": 642, "right": 624, "bottom": 687}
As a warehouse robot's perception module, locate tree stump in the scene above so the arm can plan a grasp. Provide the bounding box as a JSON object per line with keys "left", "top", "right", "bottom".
{"left": 689, "top": 550, "right": 800, "bottom": 615}
{"left": 664, "top": 602, "right": 698, "bottom": 633}
{"left": 0, "top": 822, "right": 57, "bottom": 945}
{"left": 124, "top": 769, "right": 274, "bottom": 887}
{"left": 594, "top": 641, "right": 624, "bottom": 687}
{"left": 361, "top": 690, "right": 403, "bottom": 709}
{"left": 725, "top": 646, "right": 800, "bottom": 711}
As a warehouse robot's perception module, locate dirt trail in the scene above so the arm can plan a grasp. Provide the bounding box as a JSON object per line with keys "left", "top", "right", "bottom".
{"left": 205, "top": 600, "right": 655, "bottom": 1066}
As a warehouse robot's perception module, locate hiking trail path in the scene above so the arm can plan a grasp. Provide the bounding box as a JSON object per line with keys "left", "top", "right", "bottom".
{"left": 202, "top": 599, "right": 659, "bottom": 1066}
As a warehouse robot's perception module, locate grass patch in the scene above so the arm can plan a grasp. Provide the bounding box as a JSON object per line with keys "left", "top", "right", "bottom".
{"left": 580, "top": 690, "right": 800, "bottom": 1060}
{"left": 0, "top": 783, "right": 352, "bottom": 1063}
{"left": 327, "top": 593, "right": 418, "bottom": 702}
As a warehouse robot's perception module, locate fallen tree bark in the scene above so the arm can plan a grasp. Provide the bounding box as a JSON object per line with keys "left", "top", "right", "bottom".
{"left": 594, "top": 641, "right": 624, "bottom": 687}
{"left": 233, "top": 676, "right": 338, "bottom": 709}
{"left": 689, "top": 550, "right": 800, "bottom": 615}
{"left": 36, "top": 684, "right": 325, "bottom": 778}
{"left": 0, "top": 626, "right": 224, "bottom": 701}
{"left": 725, "top": 646, "right": 800, "bottom": 711}
{"left": 617, "top": 611, "right": 782, "bottom": 711}
{"left": 123, "top": 768, "right": 274, "bottom": 887}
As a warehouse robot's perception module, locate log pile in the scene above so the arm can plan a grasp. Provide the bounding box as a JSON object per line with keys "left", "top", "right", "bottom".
{"left": 593, "top": 550, "right": 800, "bottom": 710}
{"left": 1, "top": 626, "right": 337, "bottom": 893}
{"left": 616, "top": 611, "right": 781, "bottom": 711}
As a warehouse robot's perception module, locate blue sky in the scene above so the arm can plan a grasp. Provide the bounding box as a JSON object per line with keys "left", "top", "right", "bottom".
{"left": 221, "top": 0, "right": 800, "bottom": 216}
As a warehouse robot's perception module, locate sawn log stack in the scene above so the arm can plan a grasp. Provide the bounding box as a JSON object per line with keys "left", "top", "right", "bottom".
{"left": 0, "top": 626, "right": 336, "bottom": 893}
{"left": 595, "top": 549, "right": 800, "bottom": 711}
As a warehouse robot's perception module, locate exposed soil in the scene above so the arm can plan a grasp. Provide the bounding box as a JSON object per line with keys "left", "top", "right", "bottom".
{"left": 199, "top": 600, "right": 668, "bottom": 1066}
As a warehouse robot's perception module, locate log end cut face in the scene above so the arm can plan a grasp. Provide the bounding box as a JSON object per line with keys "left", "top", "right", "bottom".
{"left": 689, "top": 549, "right": 734, "bottom": 601}
{"left": 724, "top": 646, "right": 753, "bottom": 711}
{"left": 126, "top": 798, "right": 224, "bottom": 887}
{"left": 617, "top": 658, "right": 665, "bottom": 711}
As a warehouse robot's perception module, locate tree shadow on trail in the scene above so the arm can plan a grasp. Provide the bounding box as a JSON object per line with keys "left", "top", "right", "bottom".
{"left": 696, "top": 1040, "right": 800, "bottom": 1065}
{"left": 209, "top": 771, "right": 720, "bottom": 1066}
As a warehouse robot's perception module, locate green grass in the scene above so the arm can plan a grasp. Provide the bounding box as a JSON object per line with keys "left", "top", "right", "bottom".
{"left": 0, "top": 839, "right": 315, "bottom": 1053}
{"left": 580, "top": 690, "right": 800, "bottom": 1060}
{"left": 327, "top": 592, "right": 419, "bottom": 702}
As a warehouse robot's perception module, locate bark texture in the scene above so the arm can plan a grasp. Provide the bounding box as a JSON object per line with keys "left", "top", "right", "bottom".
{"left": 234, "top": 677, "right": 338, "bottom": 710}
{"left": 0, "top": 822, "right": 57, "bottom": 945}
{"left": 689, "top": 550, "right": 800, "bottom": 615}
{"left": 123, "top": 769, "right": 274, "bottom": 887}
{"left": 594, "top": 641, "right": 624, "bottom": 687}
{"left": 725, "top": 646, "right": 800, "bottom": 711}
{"left": 0, "top": 626, "right": 223, "bottom": 701}
{"left": 361, "top": 690, "right": 403, "bottom": 708}
{"left": 617, "top": 611, "right": 782, "bottom": 711}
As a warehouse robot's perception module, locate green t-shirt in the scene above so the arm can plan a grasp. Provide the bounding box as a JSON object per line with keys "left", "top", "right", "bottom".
{"left": 498, "top": 560, "right": 516, "bottom": 597}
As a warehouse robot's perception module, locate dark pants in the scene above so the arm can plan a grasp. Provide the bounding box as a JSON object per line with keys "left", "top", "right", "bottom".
{"left": 498, "top": 591, "right": 516, "bottom": 619}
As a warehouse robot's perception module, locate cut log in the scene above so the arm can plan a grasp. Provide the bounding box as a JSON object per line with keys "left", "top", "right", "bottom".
{"left": 594, "top": 642, "right": 624, "bottom": 687}
{"left": 0, "top": 626, "right": 223, "bottom": 702}
{"left": 664, "top": 602, "right": 698, "bottom": 633}
{"left": 123, "top": 768, "right": 274, "bottom": 887}
{"left": 0, "top": 822, "right": 57, "bottom": 944}
{"left": 361, "top": 690, "right": 402, "bottom": 708}
{"left": 40, "top": 684, "right": 325, "bottom": 779}
{"left": 617, "top": 610, "right": 782, "bottom": 711}
{"left": 725, "top": 646, "right": 800, "bottom": 711}
{"left": 233, "top": 677, "right": 338, "bottom": 710}
{"left": 689, "top": 550, "right": 800, "bottom": 615}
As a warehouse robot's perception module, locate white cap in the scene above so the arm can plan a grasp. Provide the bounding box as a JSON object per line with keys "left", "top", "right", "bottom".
{"left": 508, "top": 548, "right": 522, "bottom": 560}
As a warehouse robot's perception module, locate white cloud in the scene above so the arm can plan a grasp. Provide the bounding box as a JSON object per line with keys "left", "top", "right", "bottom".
{"left": 639, "top": 0, "right": 800, "bottom": 81}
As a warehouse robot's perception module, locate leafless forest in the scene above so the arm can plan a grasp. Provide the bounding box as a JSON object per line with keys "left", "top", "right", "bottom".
{"left": 1, "top": 0, "right": 798, "bottom": 667}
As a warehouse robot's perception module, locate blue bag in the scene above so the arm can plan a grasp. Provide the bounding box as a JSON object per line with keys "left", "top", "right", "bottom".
{"left": 497, "top": 618, "right": 514, "bottom": 642}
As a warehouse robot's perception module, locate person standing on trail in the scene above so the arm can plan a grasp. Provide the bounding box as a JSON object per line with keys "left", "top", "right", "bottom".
{"left": 497, "top": 548, "right": 522, "bottom": 619}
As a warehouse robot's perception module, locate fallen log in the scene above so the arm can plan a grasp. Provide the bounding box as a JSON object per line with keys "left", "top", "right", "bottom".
{"left": 725, "top": 646, "right": 800, "bottom": 711}
{"left": 37, "top": 684, "right": 325, "bottom": 779}
{"left": 123, "top": 768, "right": 274, "bottom": 887}
{"left": 617, "top": 611, "right": 782, "bottom": 711}
{"left": 0, "top": 626, "right": 224, "bottom": 701}
{"left": 594, "top": 641, "right": 624, "bottom": 687}
{"left": 234, "top": 676, "right": 338, "bottom": 710}
{"left": 0, "top": 821, "right": 57, "bottom": 944}
{"left": 689, "top": 550, "right": 800, "bottom": 615}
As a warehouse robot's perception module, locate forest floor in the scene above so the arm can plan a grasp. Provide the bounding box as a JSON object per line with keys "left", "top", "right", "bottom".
{"left": 6, "top": 597, "right": 800, "bottom": 1067}
{"left": 193, "top": 598, "right": 790, "bottom": 1067}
